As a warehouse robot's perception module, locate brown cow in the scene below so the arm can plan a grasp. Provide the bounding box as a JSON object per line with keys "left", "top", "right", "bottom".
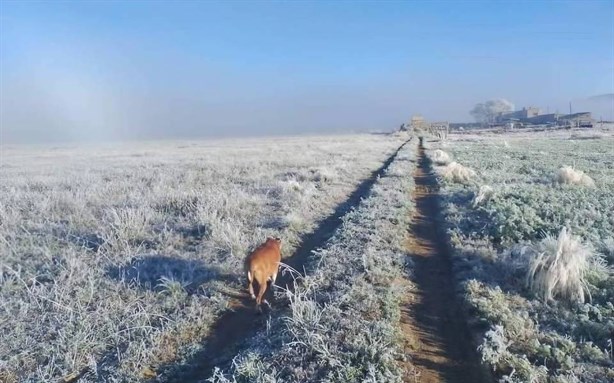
{"left": 244, "top": 237, "right": 282, "bottom": 311}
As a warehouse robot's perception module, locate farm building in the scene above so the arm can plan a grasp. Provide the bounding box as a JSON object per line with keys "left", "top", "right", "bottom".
{"left": 559, "top": 112, "right": 593, "bottom": 127}
{"left": 409, "top": 115, "right": 428, "bottom": 130}
{"left": 495, "top": 107, "right": 593, "bottom": 127}
{"left": 399, "top": 115, "right": 429, "bottom": 132}
{"left": 524, "top": 113, "right": 559, "bottom": 125}
{"left": 524, "top": 112, "right": 593, "bottom": 127}
{"left": 496, "top": 107, "right": 541, "bottom": 123}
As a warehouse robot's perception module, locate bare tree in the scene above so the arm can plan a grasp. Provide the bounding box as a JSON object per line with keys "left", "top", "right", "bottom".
{"left": 470, "top": 99, "right": 514, "bottom": 124}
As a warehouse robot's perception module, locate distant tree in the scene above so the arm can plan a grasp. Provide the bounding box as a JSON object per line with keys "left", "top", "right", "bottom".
{"left": 470, "top": 99, "right": 514, "bottom": 124}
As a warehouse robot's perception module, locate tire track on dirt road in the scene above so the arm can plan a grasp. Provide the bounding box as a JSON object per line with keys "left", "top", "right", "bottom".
{"left": 400, "top": 137, "right": 490, "bottom": 383}
{"left": 159, "top": 138, "right": 412, "bottom": 383}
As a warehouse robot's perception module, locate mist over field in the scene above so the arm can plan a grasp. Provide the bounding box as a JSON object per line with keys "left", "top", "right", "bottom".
{"left": 1, "top": 1, "right": 613, "bottom": 144}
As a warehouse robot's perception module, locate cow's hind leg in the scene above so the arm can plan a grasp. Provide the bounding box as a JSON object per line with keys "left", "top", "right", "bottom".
{"left": 256, "top": 277, "right": 268, "bottom": 312}
{"left": 263, "top": 271, "right": 278, "bottom": 307}
{"left": 247, "top": 270, "right": 255, "bottom": 299}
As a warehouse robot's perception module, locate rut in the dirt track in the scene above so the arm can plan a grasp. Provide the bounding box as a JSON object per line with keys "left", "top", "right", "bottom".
{"left": 159, "top": 139, "right": 411, "bottom": 383}
{"left": 401, "top": 138, "right": 489, "bottom": 383}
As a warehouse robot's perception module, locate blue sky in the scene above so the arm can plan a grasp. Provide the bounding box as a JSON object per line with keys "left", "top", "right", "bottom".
{"left": 1, "top": 0, "right": 613, "bottom": 143}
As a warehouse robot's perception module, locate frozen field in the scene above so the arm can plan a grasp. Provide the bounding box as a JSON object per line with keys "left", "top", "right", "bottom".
{"left": 427, "top": 129, "right": 614, "bottom": 382}
{"left": 0, "top": 134, "right": 405, "bottom": 382}
{"left": 3, "top": 128, "right": 612, "bottom": 383}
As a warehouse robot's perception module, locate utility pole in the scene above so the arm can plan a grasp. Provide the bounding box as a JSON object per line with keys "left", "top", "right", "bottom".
{"left": 569, "top": 102, "right": 572, "bottom": 115}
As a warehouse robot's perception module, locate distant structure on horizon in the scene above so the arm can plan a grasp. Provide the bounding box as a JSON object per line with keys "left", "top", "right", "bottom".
{"left": 495, "top": 106, "right": 593, "bottom": 127}
{"left": 497, "top": 106, "right": 541, "bottom": 121}
{"left": 399, "top": 115, "right": 449, "bottom": 139}
{"left": 402, "top": 104, "right": 597, "bottom": 133}
{"left": 399, "top": 114, "right": 426, "bottom": 131}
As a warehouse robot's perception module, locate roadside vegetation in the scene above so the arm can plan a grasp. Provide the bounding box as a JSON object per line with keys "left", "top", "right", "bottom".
{"left": 0, "top": 135, "right": 404, "bottom": 382}
{"left": 427, "top": 131, "right": 614, "bottom": 382}
{"left": 209, "top": 141, "right": 417, "bottom": 383}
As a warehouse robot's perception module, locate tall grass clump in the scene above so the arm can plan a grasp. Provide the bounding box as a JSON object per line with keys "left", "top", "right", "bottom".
{"left": 442, "top": 161, "right": 476, "bottom": 183}
{"left": 432, "top": 149, "right": 451, "bottom": 165}
{"left": 526, "top": 228, "right": 604, "bottom": 304}
{"left": 555, "top": 166, "right": 595, "bottom": 187}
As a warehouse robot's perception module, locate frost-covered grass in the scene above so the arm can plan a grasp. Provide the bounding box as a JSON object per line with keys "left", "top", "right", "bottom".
{"left": 440, "top": 161, "right": 476, "bottom": 183}
{"left": 0, "top": 134, "right": 404, "bottom": 382}
{"left": 555, "top": 166, "right": 595, "bottom": 187}
{"left": 432, "top": 149, "right": 451, "bottom": 165}
{"left": 472, "top": 185, "right": 495, "bottom": 207}
{"left": 525, "top": 228, "right": 606, "bottom": 305}
{"left": 428, "top": 132, "right": 614, "bottom": 382}
{"left": 209, "top": 142, "right": 417, "bottom": 383}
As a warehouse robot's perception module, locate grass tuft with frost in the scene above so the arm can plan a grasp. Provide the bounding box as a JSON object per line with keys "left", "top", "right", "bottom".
{"left": 432, "top": 149, "right": 451, "bottom": 165}
{"left": 556, "top": 166, "right": 595, "bottom": 187}
{"left": 472, "top": 185, "right": 495, "bottom": 207}
{"left": 441, "top": 161, "right": 476, "bottom": 183}
{"left": 526, "top": 228, "right": 605, "bottom": 304}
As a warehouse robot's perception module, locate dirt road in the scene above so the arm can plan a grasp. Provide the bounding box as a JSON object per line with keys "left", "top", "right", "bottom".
{"left": 400, "top": 138, "right": 489, "bottom": 383}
